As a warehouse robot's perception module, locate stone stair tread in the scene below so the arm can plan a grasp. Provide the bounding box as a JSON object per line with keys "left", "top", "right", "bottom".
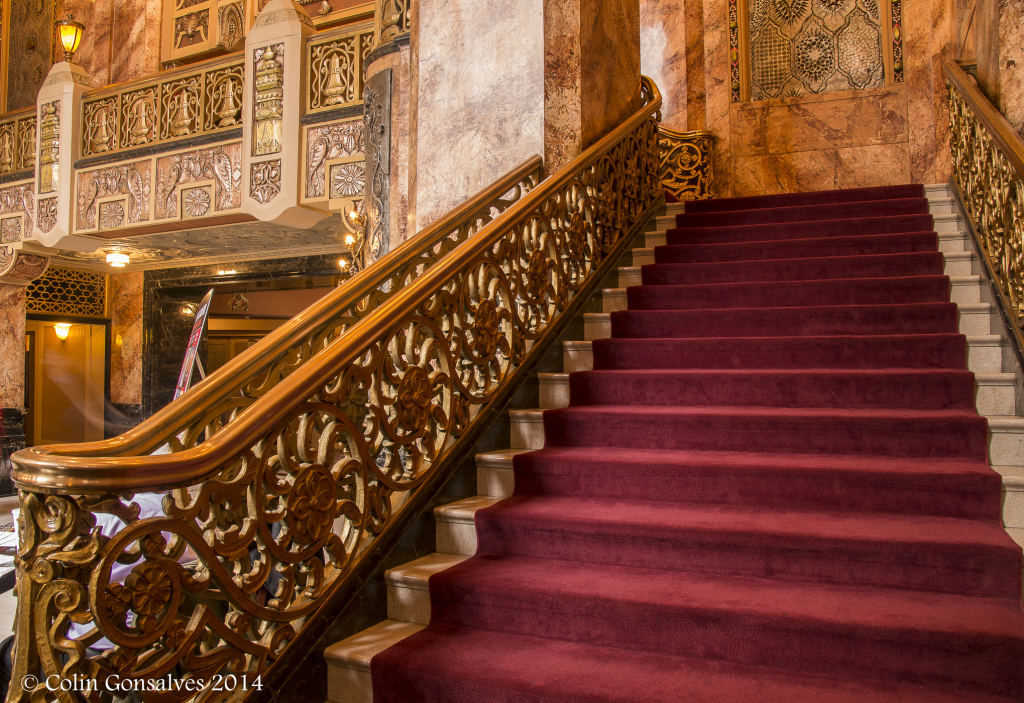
{"left": 385, "top": 553, "right": 469, "bottom": 589}
{"left": 435, "top": 496, "right": 503, "bottom": 523}
{"left": 475, "top": 448, "right": 532, "bottom": 468}
{"left": 324, "top": 619, "right": 425, "bottom": 671}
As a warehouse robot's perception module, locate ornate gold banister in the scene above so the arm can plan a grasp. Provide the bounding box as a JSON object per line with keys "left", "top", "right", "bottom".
{"left": 15, "top": 156, "right": 541, "bottom": 474}
{"left": 945, "top": 60, "right": 1024, "bottom": 340}
{"left": 8, "top": 80, "right": 661, "bottom": 703}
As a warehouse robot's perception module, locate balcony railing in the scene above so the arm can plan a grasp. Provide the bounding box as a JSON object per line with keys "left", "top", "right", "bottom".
{"left": 9, "top": 77, "right": 662, "bottom": 703}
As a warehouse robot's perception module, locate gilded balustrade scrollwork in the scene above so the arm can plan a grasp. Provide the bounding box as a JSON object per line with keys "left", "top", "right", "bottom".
{"left": 945, "top": 60, "right": 1024, "bottom": 327}
{"left": 307, "top": 24, "right": 376, "bottom": 114}
{"left": 0, "top": 108, "right": 37, "bottom": 175}
{"left": 658, "top": 127, "right": 714, "bottom": 201}
{"left": 10, "top": 78, "right": 663, "bottom": 703}
{"left": 81, "top": 55, "right": 246, "bottom": 158}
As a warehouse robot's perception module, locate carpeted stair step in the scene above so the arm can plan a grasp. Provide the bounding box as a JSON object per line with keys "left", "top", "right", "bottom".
{"left": 640, "top": 252, "right": 947, "bottom": 286}
{"left": 625, "top": 276, "right": 952, "bottom": 310}
{"left": 425, "top": 555, "right": 1024, "bottom": 698}
{"left": 666, "top": 214, "right": 935, "bottom": 245}
{"left": 608, "top": 302, "right": 960, "bottom": 339}
{"left": 367, "top": 625, "right": 1019, "bottom": 703}
{"left": 565, "top": 368, "right": 977, "bottom": 410}
{"left": 509, "top": 447, "right": 1000, "bottom": 519}
{"left": 472, "top": 496, "right": 1021, "bottom": 597}
{"left": 585, "top": 334, "right": 1007, "bottom": 372}
{"left": 540, "top": 405, "right": 988, "bottom": 459}
{"left": 682, "top": 184, "right": 925, "bottom": 213}
{"left": 602, "top": 275, "right": 982, "bottom": 312}
{"left": 654, "top": 232, "right": 939, "bottom": 264}
{"left": 674, "top": 198, "right": 929, "bottom": 228}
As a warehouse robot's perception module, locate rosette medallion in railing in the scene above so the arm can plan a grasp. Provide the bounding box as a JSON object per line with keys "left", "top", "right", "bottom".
{"left": 946, "top": 60, "right": 1024, "bottom": 326}
{"left": 10, "top": 78, "right": 662, "bottom": 703}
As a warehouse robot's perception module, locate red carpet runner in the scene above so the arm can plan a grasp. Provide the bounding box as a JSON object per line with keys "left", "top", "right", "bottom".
{"left": 371, "top": 184, "right": 1024, "bottom": 702}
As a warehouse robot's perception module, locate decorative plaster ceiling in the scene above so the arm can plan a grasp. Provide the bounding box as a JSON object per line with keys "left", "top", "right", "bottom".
{"left": 45, "top": 215, "right": 355, "bottom": 272}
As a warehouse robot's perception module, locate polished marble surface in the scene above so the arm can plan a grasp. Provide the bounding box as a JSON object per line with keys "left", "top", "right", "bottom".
{"left": 110, "top": 272, "right": 143, "bottom": 406}
{"left": 999, "top": 0, "right": 1024, "bottom": 138}
{"left": 0, "top": 287, "right": 24, "bottom": 409}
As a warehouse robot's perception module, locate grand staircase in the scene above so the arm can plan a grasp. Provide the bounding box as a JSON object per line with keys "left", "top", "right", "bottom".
{"left": 325, "top": 184, "right": 1024, "bottom": 702}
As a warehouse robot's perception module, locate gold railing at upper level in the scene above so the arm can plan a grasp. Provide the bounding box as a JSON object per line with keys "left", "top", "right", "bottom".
{"left": 0, "top": 106, "right": 37, "bottom": 176}
{"left": 9, "top": 77, "right": 662, "bottom": 703}
{"left": 81, "top": 53, "right": 246, "bottom": 158}
{"left": 945, "top": 60, "right": 1024, "bottom": 333}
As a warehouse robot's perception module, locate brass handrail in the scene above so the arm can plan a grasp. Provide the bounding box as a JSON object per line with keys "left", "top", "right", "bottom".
{"left": 13, "top": 155, "right": 541, "bottom": 479}
{"left": 945, "top": 61, "right": 1024, "bottom": 175}
{"left": 944, "top": 60, "right": 1024, "bottom": 332}
{"left": 8, "top": 78, "right": 661, "bottom": 703}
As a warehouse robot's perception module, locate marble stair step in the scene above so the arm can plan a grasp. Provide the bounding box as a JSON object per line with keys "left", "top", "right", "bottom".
{"left": 435, "top": 496, "right": 503, "bottom": 555}
{"left": 324, "top": 620, "right": 425, "bottom": 703}
{"left": 385, "top": 553, "right": 469, "bottom": 625}
{"left": 476, "top": 448, "right": 530, "bottom": 497}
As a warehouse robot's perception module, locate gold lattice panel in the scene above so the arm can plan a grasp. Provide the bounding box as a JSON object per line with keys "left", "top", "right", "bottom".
{"left": 25, "top": 268, "right": 107, "bottom": 317}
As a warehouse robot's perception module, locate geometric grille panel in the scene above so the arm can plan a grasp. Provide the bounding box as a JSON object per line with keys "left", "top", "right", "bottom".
{"left": 26, "top": 267, "right": 107, "bottom": 317}
{"left": 749, "top": 0, "right": 884, "bottom": 100}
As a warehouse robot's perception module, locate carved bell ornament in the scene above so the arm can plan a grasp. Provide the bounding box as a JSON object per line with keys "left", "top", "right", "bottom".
{"left": 55, "top": 15, "right": 85, "bottom": 63}
{"left": 323, "top": 54, "right": 347, "bottom": 105}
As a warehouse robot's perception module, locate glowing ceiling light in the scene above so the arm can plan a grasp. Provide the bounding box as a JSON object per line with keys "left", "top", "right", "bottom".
{"left": 105, "top": 250, "right": 129, "bottom": 267}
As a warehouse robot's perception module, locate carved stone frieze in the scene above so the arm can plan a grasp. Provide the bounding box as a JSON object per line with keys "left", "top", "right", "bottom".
{"left": 37, "top": 198, "right": 56, "bottom": 233}
{"left": 182, "top": 187, "right": 212, "bottom": 218}
{"left": 155, "top": 143, "right": 242, "bottom": 219}
{"left": 17, "top": 117, "right": 35, "bottom": 170}
{"left": 253, "top": 44, "right": 285, "bottom": 156}
{"left": 0, "top": 247, "right": 48, "bottom": 284}
{"left": 1, "top": 218, "right": 22, "bottom": 243}
{"left": 100, "top": 202, "right": 126, "bottom": 229}
{"left": 121, "top": 87, "right": 159, "bottom": 148}
{"left": 250, "top": 160, "right": 282, "bottom": 204}
{"left": 38, "top": 101, "right": 59, "bottom": 195}
{"left": 310, "top": 36, "right": 360, "bottom": 110}
{"left": 77, "top": 162, "right": 152, "bottom": 231}
{"left": 83, "top": 98, "right": 119, "bottom": 156}
{"left": 218, "top": 1, "right": 244, "bottom": 51}
{"left": 175, "top": 9, "right": 210, "bottom": 49}
{"left": 0, "top": 124, "right": 15, "bottom": 172}
{"left": 161, "top": 75, "right": 202, "bottom": 139}
{"left": 0, "top": 185, "right": 33, "bottom": 232}
{"left": 205, "top": 66, "right": 244, "bottom": 130}
{"left": 364, "top": 69, "right": 392, "bottom": 262}
{"left": 306, "top": 120, "right": 364, "bottom": 198}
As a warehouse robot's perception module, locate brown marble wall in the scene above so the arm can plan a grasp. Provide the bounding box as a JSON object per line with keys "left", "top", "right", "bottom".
{"left": 367, "top": 43, "right": 412, "bottom": 252}
{"left": 62, "top": 0, "right": 162, "bottom": 89}
{"left": 998, "top": 0, "right": 1024, "bottom": 138}
{"left": 413, "top": 0, "right": 545, "bottom": 231}
{"left": 0, "top": 286, "right": 25, "bottom": 409}
{"left": 109, "top": 272, "right": 143, "bottom": 406}
{"left": 579, "top": 0, "right": 642, "bottom": 147}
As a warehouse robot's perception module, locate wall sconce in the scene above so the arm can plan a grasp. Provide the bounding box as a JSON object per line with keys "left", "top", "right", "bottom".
{"left": 53, "top": 323, "right": 72, "bottom": 342}
{"left": 105, "top": 249, "right": 130, "bottom": 267}
{"left": 55, "top": 15, "right": 85, "bottom": 63}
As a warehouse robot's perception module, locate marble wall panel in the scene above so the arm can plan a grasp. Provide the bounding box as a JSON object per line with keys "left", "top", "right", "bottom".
{"left": 580, "top": 0, "right": 641, "bottom": 147}
{"left": 732, "top": 87, "right": 909, "bottom": 156}
{"left": 708, "top": 110, "right": 731, "bottom": 196}
{"left": 63, "top": 0, "right": 113, "bottom": 88}
{"left": 956, "top": 0, "right": 977, "bottom": 60}
{"left": 6, "top": 0, "right": 57, "bottom": 111}
{"left": 998, "top": 0, "right": 1024, "bottom": 138}
{"left": 109, "top": 0, "right": 163, "bottom": 84}
{"left": 732, "top": 142, "right": 912, "bottom": 195}
{"left": 684, "top": 0, "right": 707, "bottom": 130}
{"left": 0, "top": 285, "right": 25, "bottom": 408}
{"left": 702, "top": 0, "right": 731, "bottom": 132}
{"left": 544, "top": 0, "right": 584, "bottom": 169}
{"left": 110, "top": 272, "right": 143, "bottom": 406}
{"left": 640, "top": 0, "right": 688, "bottom": 130}
{"left": 414, "top": 0, "right": 545, "bottom": 231}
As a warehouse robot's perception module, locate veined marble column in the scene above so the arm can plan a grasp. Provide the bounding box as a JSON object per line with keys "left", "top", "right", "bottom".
{"left": 0, "top": 285, "right": 26, "bottom": 495}
{"left": 109, "top": 272, "right": 144, "bottom": 435}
